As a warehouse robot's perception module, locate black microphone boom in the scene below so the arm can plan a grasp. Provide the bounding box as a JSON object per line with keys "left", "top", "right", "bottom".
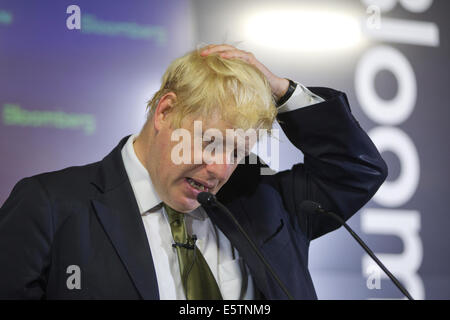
{"left": 197, "top": 191, "right": 294, "bottom": 300}
{"left": 300, "top": 200, "right": 414, "bottom": 300}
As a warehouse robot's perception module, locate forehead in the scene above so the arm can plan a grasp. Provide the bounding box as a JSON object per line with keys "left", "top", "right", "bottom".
{"left": 181, "top": 112, "right": 259, "bottom": 132}
{"left": 177, "top": 114, "right": 231, "bottom": 137}
{"left": 174, "top": 116, "right": 256, "bottom": 148}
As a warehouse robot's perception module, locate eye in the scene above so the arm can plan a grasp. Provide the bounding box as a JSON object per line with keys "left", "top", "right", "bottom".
{"left": 233, "top": 147, "right": 247, "bottom": 160}
{"left": 202, "top": 137, "right": 214, "bottom": 148}
{"left": 203, "top": 135, "right": 215, "bottom": 145}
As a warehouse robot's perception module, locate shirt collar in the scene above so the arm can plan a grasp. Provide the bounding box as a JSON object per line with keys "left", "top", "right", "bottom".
{"left": 121, "top": 134, "right": 206, "bottom": 221}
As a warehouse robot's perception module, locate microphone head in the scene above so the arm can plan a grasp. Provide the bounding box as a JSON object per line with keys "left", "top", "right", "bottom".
{"left": 197, "top": 192, "right": 216, "bottom": 207}
{"left": 299, "top": 200, "right": 323, "bottom": 214}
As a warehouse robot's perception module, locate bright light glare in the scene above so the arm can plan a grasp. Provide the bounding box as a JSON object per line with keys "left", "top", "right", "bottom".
{"left": 245, "top": 10, "right": 363, "bottom": 52}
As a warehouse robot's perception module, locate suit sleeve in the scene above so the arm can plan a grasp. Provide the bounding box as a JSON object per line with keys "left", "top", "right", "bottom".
{"left": 275, "top": 87, "right": 388, "bottom": 240}
{"left": 0, "top": 177, "right": 54, "bottom": 299}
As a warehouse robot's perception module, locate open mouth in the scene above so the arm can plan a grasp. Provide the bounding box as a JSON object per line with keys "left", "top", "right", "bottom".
{"left": 185, "top": 177, "right": 211, "bottom": 192}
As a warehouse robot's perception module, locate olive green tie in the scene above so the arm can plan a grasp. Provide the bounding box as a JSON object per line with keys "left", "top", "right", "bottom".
{"left": 164, "top": 204, "right": 223, "bottom": 300}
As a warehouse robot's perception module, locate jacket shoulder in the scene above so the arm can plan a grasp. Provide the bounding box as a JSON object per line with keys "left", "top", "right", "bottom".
{"left": 27, "top": 160, "right": 101, "bottom": 201}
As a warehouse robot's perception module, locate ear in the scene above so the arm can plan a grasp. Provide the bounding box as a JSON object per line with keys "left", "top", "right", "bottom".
{"left": 153, "top": 92, "right": 177, "bottom": 131}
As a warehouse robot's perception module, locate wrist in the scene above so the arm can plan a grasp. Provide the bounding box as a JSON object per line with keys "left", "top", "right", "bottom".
{"left": 275, "top": 79, "right": 297, "bottom": 107}
{"left": 272, "top": 77, "right": 290, "bottom": 100}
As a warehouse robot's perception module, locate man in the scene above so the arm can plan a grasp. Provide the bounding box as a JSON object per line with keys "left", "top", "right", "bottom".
{"left": 0, "top": 44, "right": 387, "bottom": 299}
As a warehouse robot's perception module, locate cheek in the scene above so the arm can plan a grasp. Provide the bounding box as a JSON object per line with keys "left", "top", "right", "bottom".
{"left": 216, "top": 165, "right": 238, "bottom": 190}
{"left": 168, "top": 164, "right": 193, "bottom": 184}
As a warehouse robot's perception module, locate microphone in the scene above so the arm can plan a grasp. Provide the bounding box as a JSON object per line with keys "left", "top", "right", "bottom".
{"left": 197, "top": 192, "right": 294, "bottom": 300}
{"left": 300, "top": 200, "right": 414, "bottom": 300}
{"left": 197, "top": 192, "right": 215, "bottom": 206}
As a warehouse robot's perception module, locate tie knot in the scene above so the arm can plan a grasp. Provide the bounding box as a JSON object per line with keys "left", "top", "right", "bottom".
{"left": 164, "top": 203, "right": 185, "bottom": 226}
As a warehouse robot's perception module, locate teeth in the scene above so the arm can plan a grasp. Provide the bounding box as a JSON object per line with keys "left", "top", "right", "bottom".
{"left": 188, "top": 178, "right": 207, "bottom": 191}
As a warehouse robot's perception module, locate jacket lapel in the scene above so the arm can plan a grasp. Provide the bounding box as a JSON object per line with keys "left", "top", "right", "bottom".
{"left": 90, "top": 136, "right": 159, "bottom": 300}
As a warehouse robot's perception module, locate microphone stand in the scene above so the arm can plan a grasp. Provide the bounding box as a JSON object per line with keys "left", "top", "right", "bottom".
{"left": 301, "top": 200, "right": 414, "bottom": 300}
{"left": 198, "top": 192, "right": 294, "bottom": 300}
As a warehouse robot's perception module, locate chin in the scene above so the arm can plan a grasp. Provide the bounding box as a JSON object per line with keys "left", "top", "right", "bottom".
{"left": 178, "top": 201, "right": 200, "bottom": 213}
{"left": 171, "top": 195, "right": 200, "bottom": 213}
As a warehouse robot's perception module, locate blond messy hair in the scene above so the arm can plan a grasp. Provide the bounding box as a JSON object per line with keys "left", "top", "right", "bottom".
{"left": 146, "top": 46, "right": 277, "bottom": 132}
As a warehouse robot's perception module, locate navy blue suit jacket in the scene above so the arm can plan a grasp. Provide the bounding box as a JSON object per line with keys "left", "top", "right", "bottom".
{"left": 0, "top": 87, "right": 387, "bottom": 299}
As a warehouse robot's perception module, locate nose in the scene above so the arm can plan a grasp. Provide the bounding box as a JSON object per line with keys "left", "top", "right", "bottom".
{"left": 205, "top": 162, "right": 234, "bottom": 183}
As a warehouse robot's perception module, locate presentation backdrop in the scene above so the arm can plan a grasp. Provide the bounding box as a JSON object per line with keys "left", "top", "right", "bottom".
{"left": 1, "top": 0, "right": 448, "bottom": 299}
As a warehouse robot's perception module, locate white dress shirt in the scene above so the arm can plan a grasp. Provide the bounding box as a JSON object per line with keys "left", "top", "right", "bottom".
{"left": 120, "top": 82, "right": 324, "bottom": 300}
